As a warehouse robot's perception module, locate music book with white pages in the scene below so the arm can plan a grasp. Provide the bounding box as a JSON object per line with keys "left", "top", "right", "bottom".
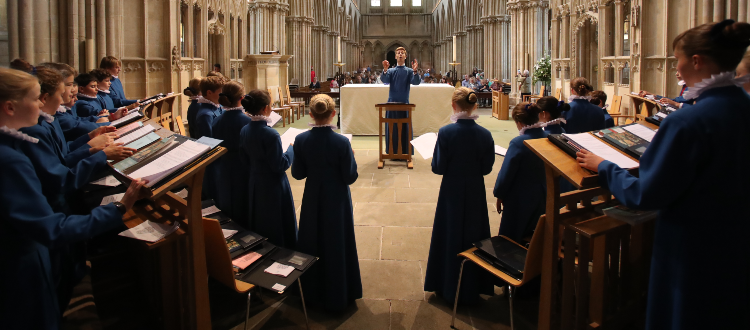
{"left": 264, "top": 262, "right": 295, "bottom": 277}
{"left": 118, "top": 220, "right": 180, "bottom": 243}
{"left": 279, "top": 128, "right": 307, "bottom": 152}
{"left": 116, "top": 121, "right": 143, "bottom": 136}
{"left": 622, "top": 124, "right": 656, "bottom": 142}
{"left": 267, "top": 111, "right": 283, "bottom": 127}
{"left": 114, "top": 125, "right": 155, "bottom": 145}
{"left": 110, "top": 111, "right": 143, "bottom": 127}
{"left": 128, "top": 140, "right": 211, "bottom": 187}
{"left": 410, "top": 133, "right": 438, "bottom": 160}
{"left": 494, "top": 145, "right": 508, "bottom": 156}
{"left": 562, "top": 133, "right": 640, "bottom": 169}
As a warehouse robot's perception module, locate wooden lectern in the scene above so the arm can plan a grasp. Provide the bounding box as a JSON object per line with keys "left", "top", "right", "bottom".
{"left": 524, "top": 128, "right": 656, "bottom": 330}
{"left": 376, "top": 103, "right": 416, "bottom": 169}
{"left": 624, "top": 94, "right": 660, "bottom": 121}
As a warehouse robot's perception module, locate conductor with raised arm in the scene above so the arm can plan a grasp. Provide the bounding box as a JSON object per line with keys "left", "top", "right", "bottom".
{"left": 381, "top": 47, "right": 421, "bottom": 155}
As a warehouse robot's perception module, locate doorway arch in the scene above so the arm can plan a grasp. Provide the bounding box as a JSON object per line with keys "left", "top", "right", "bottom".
{"left": 572, "top": 13, "right": 599, "bottom": 87}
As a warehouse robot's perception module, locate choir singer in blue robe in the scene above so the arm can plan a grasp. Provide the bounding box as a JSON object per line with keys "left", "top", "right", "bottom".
{"left": 0, "top": 67, "right": 147, "bottom": 330}
{"left": 292, "top": 94, "right": 361, "bottom": 311}
{"left": 576, "top": 20, "right": 750, "bottom": 330}
{"left": 562, "top": 77, "right": 605, "bottom": 134}
{"left": 380, "top": 47, "right": 420, "bottom": 155}
{"left": 424, "top": 87, "right": 495, "bottom": 305}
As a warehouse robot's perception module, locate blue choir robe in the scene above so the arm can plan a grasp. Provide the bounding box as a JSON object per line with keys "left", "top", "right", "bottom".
{"left": 55, "top": 109, "right": 108, "bottom": 142}
{"left": 494, "top": 128, "right": 549, "bottom": 241}
{"left": 562, "top": 99, "right": 606, "bottom": 134}
{"left": 291, "top": 127, "right": 361, "bottom": 311}
{"left": 603, "top": 108, "right": 615, "bottom": 128}
{"left": 424, "top": 119, "right": 495, "bottom": 304}
{"left": 211, "top": 110, "right": 252, "bottom": 225}
{"left": 109, "top": 76, "right": 137, "bottom": 106}
{"left": 194, "top": 102, "right": 223, "bottom": 198}
{"left": 96, "top": 90, "right": 125, "bottom": 110}
{"left": 596, "top": 86, "right": 750, "bottom": 330}
{"left": 240, "top": 121, "right": 297, "bottom": 248}
{"left": 0, "top": 133, "right": 124, "bottom": 330}
{"left": 75, "top": 94, "right": 105, "bottom": 118}
{"left": 186, "top": 99, "right": 200, "bottom": 138}
{"left": 381, "top": 65, "right": 421, "bottom": 154}
{"left": 544, "top": 123, "right": 566, "bottom": 134}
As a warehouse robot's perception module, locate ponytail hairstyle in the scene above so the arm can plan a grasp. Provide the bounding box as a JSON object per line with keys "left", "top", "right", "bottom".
{"left": 570, "top": 77, "right": 593, "bottom": 96}
{"left": 35, "top": 67, "right": 64, "bottom": 97}
{"left": 673, "top": 20, "right": 750, "bottom": 71}
{"left": 512, "top": 102, "right": 542, "bottom": 126}
{"left": 0, "top": 67, "right": 39, "bottom": 104}
{"left": 241, "top": 89, "right": 271, "bottom": 116}
{"left": 309, "top": 94, "right": 335, "bottom": 119}
{"left": 451, "top": 86, "right": 478, "bottom": 111}
{"left": 218, "top": 81, "right": 245, "bottom": 107}
{"left": 536, "top": 96, "right": 567, "bottom": 120}
{"left": 183, "top": 78, "right": 202, "bottom": 97}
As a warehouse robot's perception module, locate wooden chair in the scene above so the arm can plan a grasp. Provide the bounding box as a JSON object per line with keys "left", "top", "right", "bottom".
{"left": 608, "top": 95, "right": 636, "bottom": 125}
{"left": 174, "top": 115, "right": 186, "bottom": 136}
{"left": 159, "top": 112, "right": 173, "bottom": 131}
{"left": 267, "top": 87, "right": 291, "bottom": 127}
{"left": 555, "top": 87, "right": 563, "bottom": 100}
{"left": 277, "top": 87, "right": 298, "bottom": 123}
{"left": 286, "top": 85, "right": 305, "bottom": 119}
{"left": 452, "top": 215, "right": 546, "bottom": 330}
{"left": 528, "top": 85, "right": 546, "bottom": 103}
{"left": 491, "top": 91, "right": 500, "bottom": 119}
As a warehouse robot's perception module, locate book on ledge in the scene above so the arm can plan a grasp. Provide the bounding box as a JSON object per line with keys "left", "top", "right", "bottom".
{"left": 645, "top": 105, "right": 677, "bottom": 126}
{"left": 110, "top": 111, "right": 143, "bottom": 128}
{"left": 260, "top": 51, "right": 279, "bottom": 55}
{"left": 548, "top": 133, "right": 639, "bottom": 169}
{"left": 591, "top": 123, "right": 653, "bottom": 159}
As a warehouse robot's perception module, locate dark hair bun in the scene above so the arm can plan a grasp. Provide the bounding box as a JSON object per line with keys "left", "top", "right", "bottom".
{"left": 218, "top": 92, "right": 233, "bottom": 107}
{"left": 725, "top": 21, "right": 750, "bottom": 48}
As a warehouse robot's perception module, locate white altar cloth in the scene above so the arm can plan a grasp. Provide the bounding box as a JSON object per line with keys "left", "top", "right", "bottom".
{"left": 340, "top": 84, "right": 455, "bottom": 136}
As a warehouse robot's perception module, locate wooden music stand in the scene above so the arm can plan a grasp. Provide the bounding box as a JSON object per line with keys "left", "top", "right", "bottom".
{"left": 624, "top": 94, "right": 660, "bottom": 121}
{"left": 376, "top": 103, "right": 416, "bottom": 169}
{"left": 111, "top": 115, "right": 227, "bottom": 330}
{"left": 524, "top": 135, "right": 654, "bottom": 330}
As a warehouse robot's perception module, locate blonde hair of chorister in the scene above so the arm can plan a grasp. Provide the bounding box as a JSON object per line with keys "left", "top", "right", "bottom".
{"left": 452, "top": 87, "right": 478, "bottom": 112}
{"left": 99, "top": 56, "right": 121, "bottom": 69}
{"left": 218, "top": 81, "right": 245, "bottom": 107}
{"left": 309, "top": 94, "right": 335, "bottom": 120}
{"left": 200, "top": 76, "right": 225, "bottom": 96}
{"left": 35, "top": 67, "right": 64, "bottom": 97}
{"left": 0, "top": 67, "right": 39, "bottom": 104}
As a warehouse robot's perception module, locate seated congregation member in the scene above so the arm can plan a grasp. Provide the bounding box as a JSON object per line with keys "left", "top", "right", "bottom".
{"left": 309, "top": 77, "right": 321, "bottom": 89}
{"left": 100, "top": 56, "right": 138, "bottom": 106}
{"left": 240, "top": 90, "right": 297, "bottom": 248}
{"left": 74, "top": 73, "right": 109, "bottom": 118}
{"left": 212, "top": 81, "right": 251, "bottom": 225}
{"left": 563, "top": 77, "right": 605, "bottom": 134}
{"left": 577, "top": 20, "right": 750, "bottom": 330}
{"left": 292, "top": 94, "right": 361, "bottom": 312}
{"left": 517, "top": 70, "right": 532, "bottom": 99}
{"left": 183, "top": 77, "right": 202, "bottom": 138}
{"left": 194, "top": 76, "right": 224, "bottom": 139}
{"left": 494, "top": 102, "right": 548, "bottom": 241}
{"left": 590, "top": 91, "right": 614, "bottom": 128}
{"left": 0, "top": 67, "right": 147, "bottom": 329}
{"left": 38, "top": 63, "right": 110, "bottom": 141}
{"left": 90, "top": 68, "right": 139, "bottom": 114}
{"left": 536, "top": 96, "right": 568, "bottom": 134}
{"left": 424, "top": 87, "right": 495, "bottom": 305}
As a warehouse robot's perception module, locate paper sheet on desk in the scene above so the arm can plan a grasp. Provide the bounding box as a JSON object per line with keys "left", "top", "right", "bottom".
{"left": 128, "top": 140, "right": 210, "bottom": 186}
{"left": 201, "top": 205, "right": 221, "bottom": 216}
{"left": 116, "top": 121, "right": 143, "bottom": 136}
{"left": 563, "top": 133, "right": 640, "bottom": 169}
{"left": 410, "top": 133, "right": 438, "bottom": 159}
{"left": 222, "top": 229, "right": 238, "bottom": 239}
{"left": 196, "top": 136, "right": 223, "bottom": 148}
{"left": 279, "top": 128, "right": 307, "bottom": 152}
{"left": 110, "top": 111, "right": 142, "bottom": 126}
{"left": 264, "top": 262, "right": 295, "bottom": 277}
{"left": 91, "top": 175, "right": 121, "bottom": 187}
{"left": 623, "top": 124, "right": 656, "bottom": 142}
{"left": 118, "top": 220, "right": 180, "bottom": 243}
{"left": 114, "top": 125, "right": 155, "bottom": 145}
{"left": 494, "top": 145, "right": 508, "bottom": 156}
{"left": 100, "top": 193, "right": 124, "bottom": 205}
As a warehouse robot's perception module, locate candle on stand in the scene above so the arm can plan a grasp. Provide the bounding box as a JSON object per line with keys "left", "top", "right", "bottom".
{"left": 452, "top": 35, "right": 457, "bottom": 62}
{"left": 337, "top": 36, "right": 341, "bottom": 63}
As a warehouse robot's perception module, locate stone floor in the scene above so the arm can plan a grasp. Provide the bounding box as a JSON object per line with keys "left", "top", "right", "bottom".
{"left": 205, "top": 109, "right": 541, "bottom": 330}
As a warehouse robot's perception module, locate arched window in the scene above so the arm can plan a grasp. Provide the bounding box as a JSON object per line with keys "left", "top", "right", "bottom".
{"left": 391, "top": 0, "right": 403, "bottom": 6}
{"left": 371, "top": 0, "right": 380, "bottom": 6}
{"left": 413, "top": 0, "right": 422, "bottom": 5}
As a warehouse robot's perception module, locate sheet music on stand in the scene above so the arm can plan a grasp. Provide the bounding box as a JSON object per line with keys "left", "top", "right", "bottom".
{"left": 110, "top": 111, "right": 143, "bottom": 127}
{"left": 562, "top": 133, "right": 640, "bottom": 169}
{"left": 128, "top": 140, "right": 211, "bottom": 187}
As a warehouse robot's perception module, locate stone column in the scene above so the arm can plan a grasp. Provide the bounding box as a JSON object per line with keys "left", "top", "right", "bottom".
{"left": 714, "top": 0, "right": 725, "bottom": 21}
{"left": 19, "top": 0, "right": 34, "bottom": 61}
{"left": 739, "top": 0, "right": 748, "bottom": 22}
{"left": 106, "top": 0, "right": 116, "bottom": 55}
{"left": 96, "top": 0, "right": 106, "bottom": 60}
{"left": 68, "top": 0, "right": 79, "bottom": 68}
{"left": 34, "top": 0, "right": 51, "bottom": 63}
{"left": 8, "top": 0, "right": 19, "bottom": 61}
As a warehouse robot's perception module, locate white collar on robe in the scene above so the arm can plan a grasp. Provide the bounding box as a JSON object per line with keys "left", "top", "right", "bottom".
{"left": 39, "top": 110, "right": 55, "bottom": 123}
{"left": 678, "top": 80, "right": 686, "bottom": 86}
{"left": 97, "top": 88, "right": 111, "bottom": 94}
{"left": 308, "top": 123, "right": 337, "bottom": 128}
{"left": 0, "top": 126, "right": 39, "bottom": 143}
{"left": 519, "top": 118, "right": 567, "bottom": 135}
{"left": 77, "top": 93, "right": 98, "bottom": 100}
{"left": 57, "top": 105, "right": 68, "bottom": 113}
{"left": 682, "top": 71, "right": 750, "bottom": 100}
{"left": 248, "top": 114, "right": 275, "bottom": 125}
{"left": 450, "top": 111, "right": 479, "bottom": 122}
{"left": 223, "top": 106, "right": 243, "bottom": 112}
{"left": 568, "top": 95, "right": 592, "bottom": 102}
{"left": 189, "top": 95, "right": 200, "bottom": 101}
{"left": 197, "top": 96, "right": 221, "bottom": 108}
{"left": 112, "top": 75, "right": 119, "bottom": 79}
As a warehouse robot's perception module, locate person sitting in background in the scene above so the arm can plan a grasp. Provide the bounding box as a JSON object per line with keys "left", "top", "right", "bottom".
{"left": 461, "top": 75, "right": 470, "bottom": 88}
{"left": 330, "top": 79, "right": 339, "bottom": 88}
{"left": 589, "top": 90, "right": 615, "bottom": 128}
{"left": 475, "top": 79, "right": 491, "bottom": 107}
{"left": 517, "top": 70, "right": 532, "bottom": 100}
{"left": 467, "top": 77, "right": 478, "bottom": 90}
{"left": 309, "top": 77, "right": 321, "bottom": 89}
{"left": 491, "top": 79, "right": 502, "bottom": 91}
